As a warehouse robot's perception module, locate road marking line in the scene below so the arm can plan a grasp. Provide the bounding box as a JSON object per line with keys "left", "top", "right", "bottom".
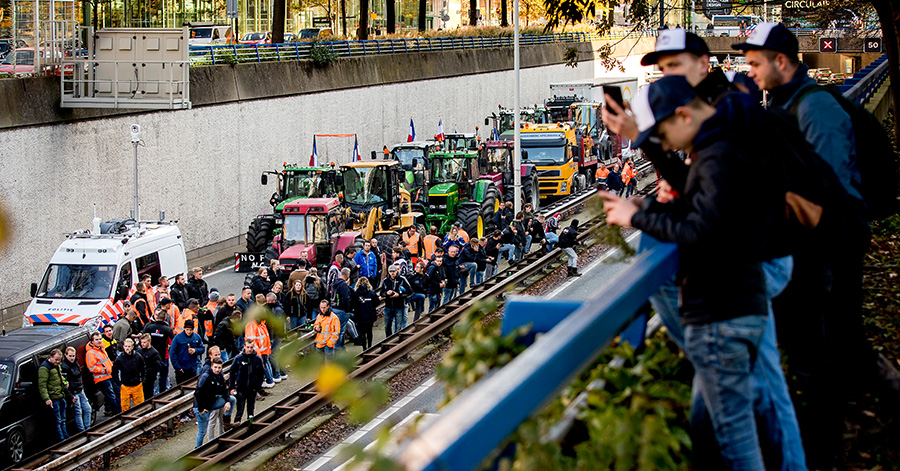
{"left": 547, "top": 231, "right": 643, "bottom": 300}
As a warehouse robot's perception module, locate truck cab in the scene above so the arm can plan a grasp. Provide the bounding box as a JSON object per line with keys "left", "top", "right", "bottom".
{"left": 276, "top": 198, "right": 357, "bottom": 272}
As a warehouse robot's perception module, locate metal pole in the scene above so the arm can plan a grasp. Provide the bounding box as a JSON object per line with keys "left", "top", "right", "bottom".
{"left": 133, "top": 141, "right": 140, "bottom": 221}
{"left": 691, "top": 0, "right": 695, "bottom": 33}
{"left": 512, "top": 0, "right": 521, "bottom": 214}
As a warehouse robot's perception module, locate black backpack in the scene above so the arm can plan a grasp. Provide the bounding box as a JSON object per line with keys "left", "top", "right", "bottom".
{"left": 792, "top": 85, "right": 899, "bottom": 221}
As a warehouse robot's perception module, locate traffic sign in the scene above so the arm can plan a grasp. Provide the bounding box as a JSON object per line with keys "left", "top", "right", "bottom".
{"left": 234, "top": 252, "right": 266, "bottom": 272}
{"left": 819, "top": 37, "right": 836, "bottom": 53}
{"left": 865, "top": 37, "right": 882, "bottom": 53}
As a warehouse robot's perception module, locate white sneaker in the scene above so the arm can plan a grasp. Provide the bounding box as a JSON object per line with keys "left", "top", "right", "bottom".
{"left": 262, "top": 381, "right": 275, "bottom": 388}
{"left": 273, "top": 376, "right": 282, "bottom": 383}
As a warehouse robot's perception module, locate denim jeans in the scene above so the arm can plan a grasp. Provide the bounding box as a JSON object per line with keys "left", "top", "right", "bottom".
{"left": 499, "top": 244, "right": 515, "bottom": 261}
{"left": 685, "top": 315, "right": 767, "bottom": 471}
{"left": 196, "top": 396, "right": 227, "bottom": 447}
{"left": 484, "top": 263, "right": 497, "bottom": 280}
{"left": 523, "top": 234, "right": 533, "bottom": 254}
{"left": 332, "top": 308, "right": 349, "bottom": 349}
{"left": 289, "top": 316, "right": 303, "bottom": 330}
{"left": 96, "top": 379, "right": 121, "bottom": 414}
{"left": 383, "top": 307, "right": 406, "bottom": 337}
{"left": 155, "top": 358, "right": 169, "bottom": 395}
{"left": 318, "top": 345, "right": 335, "bottom": 359}
{"left": 220, "top": 350, "right": 230, "bottom": 363}
{"left": 51, "top": 398, "right": 69, "bottom": 440}
{"left": 72, "top": 390, "right": 92, "bottom": 432}
{"left": 409, "top": 293, "right": 426, "bottom": 321}
{"left": 261, "top": 354, "right": 274, "bottom": 384}
{"left": 270, "top": 337, "right": 285, "bottom": 377}
{"left": 562, "top": 247, "right": 577, "bottom": 267}
{"left": 428, "top": 293, "right": 442, "bottom": 313}
{"left": 442, "top": 287, "right": 457, "bottom": 303}
{"left": 459, "top": 262, "right": 477, "bottom": 293}
{"left": 544, "top": 232, "right": 559, "bottom": 249}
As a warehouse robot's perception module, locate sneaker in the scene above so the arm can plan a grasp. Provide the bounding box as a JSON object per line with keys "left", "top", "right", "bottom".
{"left": 248, "top": 416, "right": 254, "bottom": 423}
{"left": 262, "top": 381, "right": 275, "bottom": 388}
{"left": 272, "top": 376, "right": 282, "bottom": 383}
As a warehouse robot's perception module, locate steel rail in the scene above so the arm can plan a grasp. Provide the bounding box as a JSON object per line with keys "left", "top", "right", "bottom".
{"left": 178, "top": 182, "right": 657, "bottom": 470}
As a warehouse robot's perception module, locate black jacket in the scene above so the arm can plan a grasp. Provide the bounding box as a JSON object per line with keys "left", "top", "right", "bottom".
{"left": 331, "top": 277, "right": 353, "bottom": 312}
{"left": 409, "top": 272, "right": 428, "bottom": 294}
{"left": 284, "top": 290, "right": 305, "bottom": 319}
{"left": 250, "top": 275, "right": 271, "bottom": 297}
{"left": 495, "top": 207, "right": 513, "bottom": 229}
{"left": 425, "top": 262, "right": 446, "bottom": 295}
{"left": 499, "top": 226, "right": 515, "bottom": 245}
{"left": 112, "top": 351, "right": 145, "bottom": 387}
{"left": 380, "top": 275, "right": 412, "bottom": 309}
{"left": 484, "top": 238, "right": 501, "bottom": 264}
{"left": 60, "top": 358, "right": 85, "bottom": 394}
{"left": 195, "top": 370, "right": 229, "bottom": 411}
{"left": 142, "top": 320, "right": 174, "bottom": 360}
{"left": 530, "top": 220, "right": 546, "bottom": 243}
{"left": 442, "top": 255, "right": 460, "bottom": 288}
{"left": 229, "top": 352, "right": 264, "bottom": 393}
{"left": 558, "top": 225, "right": 579, "bottom": 249}
{"left": 630, "top": 95, "right": 779, "bottom": 325}
{"left": 187, "top": 277, "right": 210, "bottom": 305}
{"left": 170, "top": 282, "right": 190, "bottom": 310}
{"left": 137, "top": 346, "right": 161, "bottom": 384}
{"left": 513, "top": 221, "right": 527, "bottom": 245}
{"left": 214, "top": 303, "right": 236, "bottom": 326}
{"left": 353, "top": 288, "right": 379, "bottom": 325}
{"left": 213, "top": 318, "right": 239, "bottom": 356}
{"left": 459, "top": 245, "right": 487, "bottom": 271}
{"left": 606, "top": 171, "right": 623, "bottom": 191}
{"left": 130, "top": 293, "right": 151, "bottom": 323}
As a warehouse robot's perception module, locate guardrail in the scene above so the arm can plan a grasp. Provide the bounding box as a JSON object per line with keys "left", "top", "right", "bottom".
{"left": 187, "top": 30, "right": 658, "bottom": 66}
{"left": 841, "top": 54, "right": 888, "bottom": 105}
{"left": 395, "top": 238, "right": 679, "bottom": 471}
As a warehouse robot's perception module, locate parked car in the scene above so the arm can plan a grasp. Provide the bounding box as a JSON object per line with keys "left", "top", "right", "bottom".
{"left": 0, "top": 39, "right": 27, "bottom": 60}
{"left": 0, "top": 47, "right": 63, "bottom": 75}
{"left": 0, "top": 325, "right": 100, "bottom": 465}
{"left": 830, "top": 72, "right": 845, "bottom": 84}
{"left": 240, "top": 31, "right": 270, "bottom": 44}
{"left": 187, "top": 24, "right": 234, "bottom": 45}
{"left": 298, "top": 28, "right": 333, "bottom": 39}
{"left": 814, "top": 68, "right": 833, "bottom": 84}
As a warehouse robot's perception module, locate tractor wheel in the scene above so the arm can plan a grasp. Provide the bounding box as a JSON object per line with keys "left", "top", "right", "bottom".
{"left": 416, "top": 223, "right": 428, "bottom": 239}
{"left": 373, "top": 232, "right": 401, "bottom": 252}
{"left": 246, "top": 216, "right": 275, "bottom": 253}
{"left": 523, "top": 174, "right": 540, "bottom": 210}
{"left": 264, "top": 246, "right": 279, "bottom": 264}
{"left": 457, "top": 206, "right": 481, "bottom": 239}
{"left": 479, "top": 186, "right": 500, "bottom": 237}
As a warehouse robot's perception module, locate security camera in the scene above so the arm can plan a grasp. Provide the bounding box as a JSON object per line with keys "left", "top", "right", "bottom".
{"left": 130, "top": 124, "right": 141, "bottom": 142}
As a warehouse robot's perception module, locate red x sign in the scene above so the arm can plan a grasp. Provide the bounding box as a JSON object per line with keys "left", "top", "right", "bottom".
{"left": 819, "top": 38, "right": 836, "bottom": 52}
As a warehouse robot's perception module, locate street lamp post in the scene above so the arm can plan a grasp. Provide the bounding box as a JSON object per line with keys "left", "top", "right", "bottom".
{"left": 512, "top": 0, "right": 521, "bottom": 214}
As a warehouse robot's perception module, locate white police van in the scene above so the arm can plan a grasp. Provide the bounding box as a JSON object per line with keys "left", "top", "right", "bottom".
{"left": 23, "top": 218, "right": 188, "bottom": 329}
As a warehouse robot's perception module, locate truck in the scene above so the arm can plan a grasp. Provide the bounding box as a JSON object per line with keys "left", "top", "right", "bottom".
{"left": 23, "top": 218, "right": 188, "bottom": 329}
{"left": 512, "top": 122, "right": 598, "bottom": 200}
{"left": 549, "top": 77, "right": 640, "bottom": 108}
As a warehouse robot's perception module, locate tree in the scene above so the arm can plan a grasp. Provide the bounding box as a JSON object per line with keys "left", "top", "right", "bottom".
{"left": 470, "top": 0, "right": 477, "bottom": 25}
{"left": 272, "top": 0, "right": 286, "bottom": 43}
{"left": 521, "top": 0, "right": 546, "bottom": 26}
{"left": 359, "top": 0, "right": 369, "bottom": 39}
{"left": 386, "top": 0, "right": 395, "bottom": 33}
{"left": 500, "top": 0, "right": 508, "bottom": 26}
{"left": 418, "top": 0, "right": 426, "bottom": 31}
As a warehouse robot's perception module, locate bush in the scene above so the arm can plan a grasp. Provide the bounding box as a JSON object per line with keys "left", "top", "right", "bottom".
{"left": 309, "top": 41, "right": 338, "bottom": 67}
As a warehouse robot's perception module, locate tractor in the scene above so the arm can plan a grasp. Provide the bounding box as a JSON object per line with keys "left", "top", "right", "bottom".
{"left": 386, "top": 140, "right": 440, "bottom": 208}
{"left": 245, "top": 163, "right": 341, "bottom": 253}
{"left": 479, "top": 139, "right": 540, "bottom": 210}
{"left": 269, "top": 197, "right": 359, "bottom": 274}
{"left": 425, "top": 150, "right": 501, "bottom": 238}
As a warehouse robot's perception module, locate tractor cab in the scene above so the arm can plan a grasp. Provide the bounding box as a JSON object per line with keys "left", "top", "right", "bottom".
{"left": 426, "top": 151, "right": 499, "bottom": 236}
{"left": 277, "top": 197, "right": 355, "bottom": 272}
{"left": 441, "top": 133, "right": 479, "bottom": 152}
{"left": 262, "top": 164, "right": 341, "bottom": 212}
{"left": 389, "top": 141, "right": 438, "bottom": 203}
{"left": 339, "top": 161, "right": 424, "bottom": 240}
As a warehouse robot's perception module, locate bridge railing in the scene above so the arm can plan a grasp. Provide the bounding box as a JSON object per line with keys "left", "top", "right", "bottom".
{"left": 841, "top": 54, "right": 889, "bottom": 105}
{"left": 186, "top": 31, "right": 660, "bottom": 66}
{"left": 394, "top": 239, "right": 679, "bottom": 471}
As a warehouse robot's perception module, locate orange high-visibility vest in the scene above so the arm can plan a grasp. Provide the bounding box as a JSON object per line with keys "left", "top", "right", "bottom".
{"left": 173, "top": 307, "right": 195, "bottom": 336}
{"left": 245, "top": 320, "right": 272, "bottom": 355}
{"left": 85, "top": 343, "right": 113, "bottom": 383}
{"left": 154, "top": 286, "right": 170, "bottom": 305}
{"left": 623, "top": 166, "right": 636, "bottom": 185}
{"left": 423, "top": 235, "right": 440, "bottom": 260}
{"left": 314, "top": 312, "right": 340, "bottom": 349}
{"left": 596, "top": 167, "right": 610, "bottom": 179}
{"left": 203, "top": 301, "right": 218, "bottom": 338}
{"left": 403, "top": 231, "right": 421, "bottom": 255}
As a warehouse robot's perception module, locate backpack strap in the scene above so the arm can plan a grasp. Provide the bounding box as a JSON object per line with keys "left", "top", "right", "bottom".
{"left": 788, "top": 83, "right": 827, "bottom": 116}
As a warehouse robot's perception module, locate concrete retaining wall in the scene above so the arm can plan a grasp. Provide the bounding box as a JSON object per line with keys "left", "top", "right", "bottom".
{"left": 0, "top": 41, "right": 599, "bottom": 314}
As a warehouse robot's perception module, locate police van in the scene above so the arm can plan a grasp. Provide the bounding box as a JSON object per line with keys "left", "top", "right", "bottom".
{"left": 23, "top": 218, "right": 188, "bottom": 329}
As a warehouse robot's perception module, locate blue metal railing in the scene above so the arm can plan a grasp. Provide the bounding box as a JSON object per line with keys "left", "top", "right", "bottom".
{"left": 840, "top": 54, "right": 889, "bottom": 105}
{"left": 187, "top": 30, "right": 658, "bottom": 66}
{"left": 394, "top": 240, "right": 679, "bottom": 471}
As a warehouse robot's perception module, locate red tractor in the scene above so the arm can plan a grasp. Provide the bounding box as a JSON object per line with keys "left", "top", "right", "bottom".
{"left": 268, "top": 197, "right": 363, "bottom": 274}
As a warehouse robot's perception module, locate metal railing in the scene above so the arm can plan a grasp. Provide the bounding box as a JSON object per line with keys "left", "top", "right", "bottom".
{"left": 841, "top": 54, "right": 889, "bottom": 105}
{"left": 60, "top": 58, "right": 191, "bottom": 109}
{"left": 186, "top": 31, "right": 658, "bottom": 66}
{"left": 395, "top": 239, "right": 679, "bottom": 471}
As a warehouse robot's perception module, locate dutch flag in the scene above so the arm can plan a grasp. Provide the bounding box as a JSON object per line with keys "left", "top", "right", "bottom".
{"left": 436, "top": 117, "right": 445, "bottom": 141}
{"left": 309, "top": 136, "right": 319, "bottom": 166}
{"left": 408, "top": 117, "right": 416, "bottom": 142}
{"left": 353, "top": 136, "right": 361, "bottom": 162}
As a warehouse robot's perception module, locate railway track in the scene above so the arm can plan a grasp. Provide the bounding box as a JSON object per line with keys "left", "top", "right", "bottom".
{"left": 10, "top": 182, "right": 651, "bottom": 471}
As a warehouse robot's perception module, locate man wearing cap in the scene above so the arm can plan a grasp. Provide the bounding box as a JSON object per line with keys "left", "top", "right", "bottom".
{"left": 601, "top": 76, "right": 792, "bottom": 471}
{"left": 736, "top": 22, "right": 878, "bottom": 468}
{"left": 169, "top": 319, "right": 205, "bottom": 385}
{"left": 605, "top": 27, "right": 808, "bottom": 471}
{"left": 379, "top": 264, "right": 412, "bottom": 337}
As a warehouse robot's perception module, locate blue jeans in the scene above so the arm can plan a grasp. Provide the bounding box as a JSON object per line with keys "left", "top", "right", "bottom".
{"left": 523, "top": 234, "right": 533, "bottom": 254}
{"left": 155, "top": 358, "right": 169, "bottom": 395}
{"left": 409, "top": 293, "right": 426, "bottom": 322}
{"left": 97, "top": 379, "right": 121, "bottom": 414}
{"left": 442, "top": 287, "right": 457, "bottom": 304}
{"left": 332, "top": 308, "right": 349, "bottom": 349}
{"left": 545, "top": 232, "right": 559, "bottom": 249}
{"left": 484, "top": 264, "right": 497, "bottom": 280}
{"left": 648, "top": 251, "right": 806, "bottom": 471}
{"left": 685, "top": 315, "right": 767, "bottom": 471}
{"left": 196, "top": 396, "right": 227, "bottom": 447}
{"left": 499, "top": 244, "right": 515, "bottom": 261}
{"left": 318, "top": 345, "right": 335, "bottom": 359}
{"left": 383, "top": 307, "right": 406, "bottom": 337}
{"left": 459, "top": 262, "right": 477, "bottom": 293}
{"left": 270, "top": 337, "right": 285, "bottom": 377}
{"left": 220, "top": 350, "right": 230, "bottom": 363}
{"left": 428, "top": 293, "right": 442, "bottom": 313}
{"left": 289, "top": 316, "right": 303, "bottom": 330}
{"left": 73, "top": 390, "right": 92, "bottom": 432}
{"left": 52, "top": 398, "right": 69, "bottom": 440}
{"left": 563, "top": 247, "right": 577, "bottom": 267}
{"left": 262, "top": 354, "right": 274, "bottom": 384}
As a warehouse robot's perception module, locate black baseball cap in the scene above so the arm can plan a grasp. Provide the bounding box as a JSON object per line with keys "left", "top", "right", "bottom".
{"left": 641, "top": 30, "right": 711, "bottom": 66}
{"left": 630, "top": 76, "right": 699, "bottom": 149}
{"left": 732, "top": 22, "right": 799, "bottom": 56}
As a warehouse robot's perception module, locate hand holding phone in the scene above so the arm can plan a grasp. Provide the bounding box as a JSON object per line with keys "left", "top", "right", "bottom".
{"left": 604, "top": 86, "right": 624, "bottom": 115}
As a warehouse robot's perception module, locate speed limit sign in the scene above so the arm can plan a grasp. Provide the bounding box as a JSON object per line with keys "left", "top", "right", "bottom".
{"left": 865, "top": 38, "right": 882, "bottom": 53}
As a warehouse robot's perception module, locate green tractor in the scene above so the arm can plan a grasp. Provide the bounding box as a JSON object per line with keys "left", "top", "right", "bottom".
{"left": 246, "top": 163, "right": 341, "bottom": 253}
{"left": 425, "top": 150, "right": 501, "bottom": 238}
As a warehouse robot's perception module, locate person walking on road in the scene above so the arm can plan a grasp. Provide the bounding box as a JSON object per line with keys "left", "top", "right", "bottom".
{"left": 314, "top": 299, "right": 340, "bottom": 359}
{"left": 353, "top": 277, "right": 378, "bottom": 349}
{"left": 86, "top": 332, "right": 120, "bottom": 416}
{"left": 169, "top": 319, "right": 205, "bottom": 385}
{"left": 61, "top": 346, "right": 92, "bottom": 432}
{"left": 558, "top": 219, "right": 581, "bottom": 277}
{"left": 39, "top": 348, "right": 73, "bottom": 440}
{"left": 113, "top": 338, "right": 146, "bottom": 411}
{"left": 229, "top": 341, "right": 264, "bottom": 425}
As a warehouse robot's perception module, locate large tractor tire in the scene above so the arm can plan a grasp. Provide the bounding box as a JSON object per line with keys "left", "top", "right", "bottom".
{"left": 246, "top": 216, "right": 275, "bottom": 253}
{"left": 373, "top": 232, "right": 401, "bottom": 253}
{"left": 523, "top": 174, "right": 540, "bottom": 210}
{"left": 416, "top": 223, "right": 428, "bottom": 239}
{"left": 479, "top": 186, "right": 500, "bottom": 237}
{"left": 457, "top": 205, "right": 481, "bottom": 239}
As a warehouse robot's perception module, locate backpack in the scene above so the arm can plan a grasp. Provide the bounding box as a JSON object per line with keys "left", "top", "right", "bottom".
{"left": 792, "top": 85, "right": 899, "bottom": 220}
{"left": 304, "top": 281, "right": 319, "bottom": 301}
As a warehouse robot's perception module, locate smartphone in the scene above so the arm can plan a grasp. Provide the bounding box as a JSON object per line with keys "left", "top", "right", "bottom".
{"left": 604, "top": 86, "right": 624, "bottom": 114}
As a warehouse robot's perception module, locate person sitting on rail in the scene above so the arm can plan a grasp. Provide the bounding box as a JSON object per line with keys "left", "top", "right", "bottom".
{"left": 313, "top": 299, "right": 340, "bottom": 359}
{"left": 512, "top": 213, "right": 530, "bottom": 262}
{"left": 458, "top": 238, "right": 485, "bottom": 292}
{"left": 230, "top": 340, "right": 264, "bottom": 425}
{"left": 195, "top": 358, "right": 231, "bottom": 448}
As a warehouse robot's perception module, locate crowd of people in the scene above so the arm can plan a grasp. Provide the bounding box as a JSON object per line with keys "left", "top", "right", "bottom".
{"left": 598, "top": 25, "right": 897, "bottom": 471}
